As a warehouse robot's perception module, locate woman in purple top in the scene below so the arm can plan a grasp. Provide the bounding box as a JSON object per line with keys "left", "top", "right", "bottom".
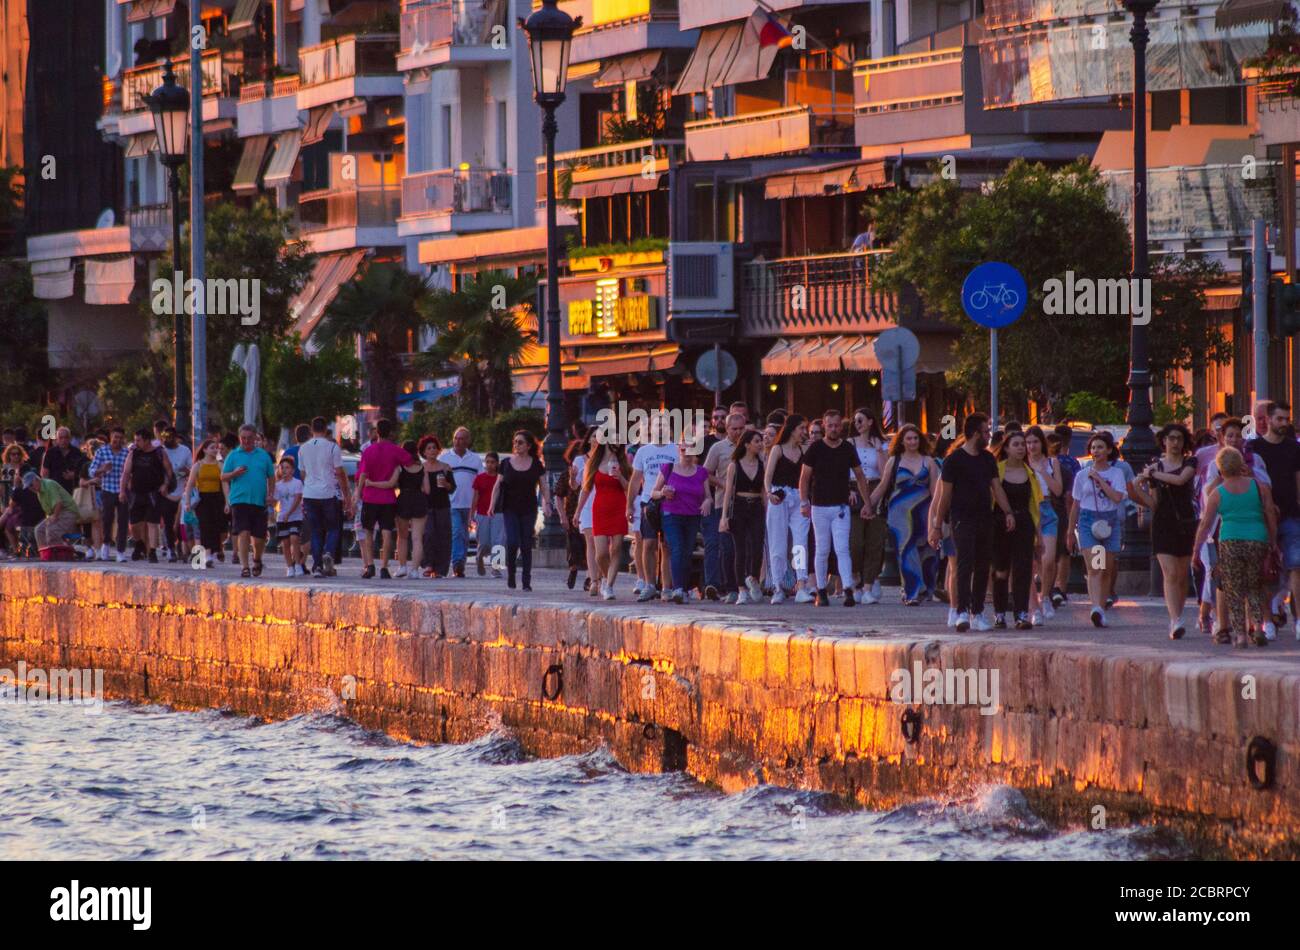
{"left": 650, "top": 438, "right": 713, "bottom": 603}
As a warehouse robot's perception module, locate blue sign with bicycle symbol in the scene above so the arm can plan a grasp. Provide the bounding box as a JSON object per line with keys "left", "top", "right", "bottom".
{"left": 961, "top": 262, "right": 1028, "bottom": 329}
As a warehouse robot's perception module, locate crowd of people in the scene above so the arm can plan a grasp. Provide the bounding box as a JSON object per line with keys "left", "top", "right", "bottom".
{"left": 2, "top": 398, "right": 1298, "bottom": 647}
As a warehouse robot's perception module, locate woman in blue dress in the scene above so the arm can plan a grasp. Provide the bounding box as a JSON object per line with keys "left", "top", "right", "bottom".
{"left": 869, "top": 424, "right": 940, "bottom": 605}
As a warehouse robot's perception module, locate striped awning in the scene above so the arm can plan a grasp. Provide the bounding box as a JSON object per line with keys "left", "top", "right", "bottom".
{"left": 594, "top": 51, "right": 663, "bottom": 88}
{"left": 232, "top": 135, "right": 272, "bottom": 193}
{"left": 124, "top": 133, "right": 156, "bottom": 158}
{"left": 126, "top": 0, "right": 178, "bottom": 22}
{"left": 674, "top": 25, "right": 743, "bottom": 95}
{"left": 300, "top": 105, "right": 336, "bottom": 147}
{"left": 228, "top": 0, "right": 263, "bottom": 35}
{"left": 1215, "top": 0, "right": 1294, "bottom": 27}
{"left": 290, "top": 250, "right": 367, "bottom": 339}
{"left": 262, "top": 129, "right": 302, "bottom": 186}
{"left": 568, "top": 174, "right": 663, "bottom": 199}
{"left": 761, "top": 335, "right": 878, "bottom": 375}
{"left": 84, "top": 257, "right": 136, "bottom": 305}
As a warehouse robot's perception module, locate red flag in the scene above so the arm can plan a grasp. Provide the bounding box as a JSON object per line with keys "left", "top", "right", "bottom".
{"left": 757, "top": 9, "right": 793, "bottom": 48}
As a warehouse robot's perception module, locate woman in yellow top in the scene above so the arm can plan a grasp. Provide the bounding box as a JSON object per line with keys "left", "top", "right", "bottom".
{"left": 992, "top": 430, "right": 1043, "bottom": 630}
{"left": 183, "top": 438, "right": 230, "bottom": 568}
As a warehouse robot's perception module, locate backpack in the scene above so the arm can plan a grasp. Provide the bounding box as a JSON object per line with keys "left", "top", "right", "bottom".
{"left": 132, "top": 448, "right": 165, "bottom": 493}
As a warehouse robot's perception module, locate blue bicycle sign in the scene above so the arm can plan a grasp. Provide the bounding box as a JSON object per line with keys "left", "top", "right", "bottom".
{"left": 961, "top": 262, "right": 1027, "bottom": 328}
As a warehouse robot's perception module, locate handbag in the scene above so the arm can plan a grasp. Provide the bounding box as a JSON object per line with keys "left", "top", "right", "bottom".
{"left": 72, "top": 485, "right": 98, "bottom": 522}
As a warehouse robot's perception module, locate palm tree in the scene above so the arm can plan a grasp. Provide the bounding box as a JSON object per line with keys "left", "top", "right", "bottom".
{"left": 315, "top": 262, "right": 434, "bottom": 422}
{"left": 415, "top": 271, "right": 536, "bottom": 415}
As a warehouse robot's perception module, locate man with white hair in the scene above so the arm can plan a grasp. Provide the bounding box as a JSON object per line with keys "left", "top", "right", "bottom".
{"left": 437, "top": 426, "right": 483, "bottom": 577}
{"left": 26, "top": 470, "right": 78, "bottom": 551}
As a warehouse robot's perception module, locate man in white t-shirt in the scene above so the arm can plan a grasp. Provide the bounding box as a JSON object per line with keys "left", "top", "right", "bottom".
{"left": 625, "top": 414, "right": 678, "bottom": 602}
{"left": 158, "top": 425, "right": 192, "bottom": 562}
{"left": 437, "top": 426, "right": 484, "bottom": 577}
{"left": 297, "top": 416, "right": 354, "bottom": 577}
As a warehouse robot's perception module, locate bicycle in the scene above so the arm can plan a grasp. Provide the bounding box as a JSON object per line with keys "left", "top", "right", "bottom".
{"left": 969, "top": 283, "right": 1020, "bottom": 312}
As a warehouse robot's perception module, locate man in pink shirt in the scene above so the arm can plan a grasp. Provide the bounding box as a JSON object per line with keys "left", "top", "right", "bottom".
{"left": 354, "top": 418, "right": 411, "bottom": 579}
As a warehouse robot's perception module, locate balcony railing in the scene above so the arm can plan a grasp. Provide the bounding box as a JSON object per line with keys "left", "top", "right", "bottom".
{"left": 401, "top": 0, "right": 510, "bottom": 51}
{"left": 741, "top": 250, "right": 896, "bottom": 337}
{"left": 1101, "top": 163, "right": 1279, "bottom": 242}
{"left": 240, "top": 74, "right": 301, "bottom": 103}
{"left": 685, "top": 104, "right": 853, "bottom": 162}
{"left": 122, "top": 50, "right": 231, "bottom": 113}
{"left": 536, "top": 138, "right": 683, "bottom": 203}
{"left": 299, "top": 185, "right": 402, "bottom": 232}
{"left": 127, "top": 203, "right": 171, "bottom": 230}
{"left": 402, "top": 168, "right": 513, "bottom": 216}
{"left": 300, "top": 34, "right": 399, "bottom": 88}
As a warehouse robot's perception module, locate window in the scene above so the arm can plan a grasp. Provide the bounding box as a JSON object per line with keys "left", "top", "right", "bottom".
{"left": 441, "top": 104, "right": 453, "bottom": 166}
{"left": 1189, "top": 86, "right": 1245, "bottom": 126}
{"left": 496, "top": 101, "right": 508, "bottom": 167}
{"left": 1150, "top": 90, "right": 1179, "bottom": 131}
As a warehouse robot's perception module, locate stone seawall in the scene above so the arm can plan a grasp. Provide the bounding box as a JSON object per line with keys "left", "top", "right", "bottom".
{"left": 2, "top": 565, "right": 1298, "bottom": 858}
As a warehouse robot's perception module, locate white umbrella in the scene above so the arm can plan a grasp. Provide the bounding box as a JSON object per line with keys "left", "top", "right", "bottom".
{"left": 229, "top": 343, "right": 261, "bottom": 428}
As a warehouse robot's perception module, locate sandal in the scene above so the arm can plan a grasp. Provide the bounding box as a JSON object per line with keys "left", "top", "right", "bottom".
{"left": 240, "top": 567, "right": 251, "bottom": 578}
{"left": 1213, "top": 628, "right": 1232, "bottom": 645}
{"left": 252, "top": 560, "right": 263, "bottom": 577}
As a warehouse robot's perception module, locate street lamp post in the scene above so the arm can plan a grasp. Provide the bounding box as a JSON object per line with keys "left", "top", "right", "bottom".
{"left": 146, "top": 60, "right": 192, "bottom": 441}
{"left": 1120, "top": 0, "right": 1160, "bottom": 592}
{"left": 1121, "top": 0, "right": 1159, "bottom": 467}
{"left": 522, "top": 0, "right": 581, "bottom": 550}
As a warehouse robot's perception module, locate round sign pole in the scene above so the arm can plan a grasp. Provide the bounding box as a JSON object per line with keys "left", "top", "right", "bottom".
{"left": 990, "top": 328, "right": 998, "bottom": 431}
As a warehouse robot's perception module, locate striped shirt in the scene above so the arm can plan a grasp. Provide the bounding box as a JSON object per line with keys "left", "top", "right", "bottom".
{"left": 90, "top": 445, "right": 130, "bottom": 493}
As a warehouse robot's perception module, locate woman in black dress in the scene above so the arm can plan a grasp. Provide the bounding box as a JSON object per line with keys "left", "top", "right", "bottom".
{"left": 418, "top": 435, "right": 454, "bottom": 578}
{"left": 394, "top": 439, "right": 429, "bottom": 578}
{"left": 1132, "top": 423, "right": 1197, "bottom": 639}
{"left": 488, "top": 430, "right": 555, "bottom": 591}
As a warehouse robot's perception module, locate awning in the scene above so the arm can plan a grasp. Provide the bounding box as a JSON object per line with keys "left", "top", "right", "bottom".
{"left": 126, "top": 0, "right": 177, "bottom": 22}
{"left": 563, "top": 343, "right": 679, "bottom": 389}
{"left": 761, "top": 334, "right": 953, "bottom": 375}
{"left": 262, "top": 129, "right": 302, "bottom": 186}
{"left": 720, "top": 10, "right": 783, "bottom": 87}
{"left": 228, "top": 0, "right": 263, "bottom": 36}
{"left": 124, "top": 133, "right": 156, "bottom": 158}
{"left": 32, "top": 258, "right": 74, "bottom": 300}
{"left": 761, "top": 159, "right": 890, "bottom": 200}
{"left": 568, "top": 174, "right": 663, "bottom": 199}
{"left": 232, "top": 134, "right": 272, "bottom": 193}
{"left": 290, "top": 249, "right": 367, "bottom": 339}
{"left": 674, "top": 24, "right": 743, "bottom": 95}
{"left": 1216, "top": 0, "right": 1294, "bottom": 28}
{"left": 83, "top": 257, "right": 136, "bottom": 305}
{"left": 300, "top": 105, "right": 336, "bottom": 147}
{"left": 594, "top": 51, "right": 663, "bottom": 88}
{"left": 419, "top": 225, "right": 550, "bottom": 266}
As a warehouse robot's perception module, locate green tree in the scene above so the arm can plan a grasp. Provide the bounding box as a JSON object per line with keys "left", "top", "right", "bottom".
{"left": 173, "top": 198, "right": 313, "bottom": 428}
{"left": 415, "top": 270, "right": 536, "bottom": 416}
{"left": 260, "top": 336, "right": 363, "bottom": 434}
{"left": 0, "top": 262, "right": 53, "bottom": 417}
{"left": 316, "top": 263, "right": 435, "bottom": 422}
{"left": 869, "top": 159, "right": 1133, "bottom": 416}
{"left": 1062, "top": 391, "right": 1124, "bottom": 424}
{"left": 97, "top": 347, "right": 174, "bottom": 433}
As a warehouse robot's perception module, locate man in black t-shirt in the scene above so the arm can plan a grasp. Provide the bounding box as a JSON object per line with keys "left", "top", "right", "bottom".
{"left": 929, "top": 413, "right": 1015, "bottom": 631}
{"left": 120, "top": 427, "right": 174, "bottom": 563}
{"left": 1248, "top": 400, "right": 1300, "bottom": 635}
{"left": 40, "top": 427, "right": 87, "bottom": 495}
{"left": 799, "top": 410, "right": 873, "bottom": 606}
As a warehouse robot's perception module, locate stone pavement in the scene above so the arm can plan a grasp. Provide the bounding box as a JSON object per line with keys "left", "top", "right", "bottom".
{"left": 22, "top": 554, "right": 1300, "bottom": 663}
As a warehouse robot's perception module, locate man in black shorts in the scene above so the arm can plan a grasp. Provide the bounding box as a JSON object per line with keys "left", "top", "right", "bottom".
{"left": 119, "top": 427, "right": 173, "bottom": 563}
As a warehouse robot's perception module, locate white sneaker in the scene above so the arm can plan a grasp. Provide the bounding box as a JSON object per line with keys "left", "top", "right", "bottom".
{"left": 1263, "top": 621, "right": 1278, "bottom": 641}
{"left": 746, "top": 577, "right": 763, "bottom": 602}
{"left": 1091, "top": 608, "right": 1107, "bottom": 628}
{"left": 296, "top": 564, "right": 306, "bottom": 576}
{"left": 632, "top": 579, "right": 645, "bottom": 595}
{"left": 1042, "top": 601, "right": 1055, "bottom": 620}
{"left": 955, "top": 611, "right": 971, "bottom": 632}
{"left": 671, "top": 588, "right": 685, "bottom": 604}
{"left": 770, "top": 589, "right": 786, "bottom": 605}
{"left": 1294, "top": 618, "right": 1300, "bottom": 641}
{"left": 99, "top": 543, "right": 110, "bottom": 560}
{"left": 947, "top": 607, "right": 958, "bottom": 627}
{"left": 723, "top": 591, "right": 738, "bottom": 604}
{"left": 285, "top": 566, "right": 295, "bottom": 577}
{"left": 115, "top": 551, "right": 127, "bottom": 563}
{"left": 603, "top": 585, "right": 616, "bottom": 602}
{"left": 1031, "top": 611, "right": 1043, "bottom": 627}
{"left": 395, "top": 565, "right": 408, "bottom": 578}
{"left": 861, "top": 587, "right": 881, "bottom": 605}
{"left": 84, "top": 548, "right": 97, "bottom": 561}
{"left": 870, "top": 579, "right": 882, "bottom": 601}
{"left": 794, "top": 588, "right": 815, "bottom": 604}
{"left": 972, "top": 614, "right": 993, "bottom": 632}
{"left": 736, "top": 590, "right": 750, "bottom": 605}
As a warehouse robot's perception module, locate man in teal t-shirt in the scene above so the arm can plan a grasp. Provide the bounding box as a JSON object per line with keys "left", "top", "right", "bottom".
{"left": 221, "top": 424, "right": 277, "bottom": 577}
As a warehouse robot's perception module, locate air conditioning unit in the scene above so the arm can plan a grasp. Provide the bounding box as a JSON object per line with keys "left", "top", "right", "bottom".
{"left": 668, "top": 242, "right": 734, "bottom": 314}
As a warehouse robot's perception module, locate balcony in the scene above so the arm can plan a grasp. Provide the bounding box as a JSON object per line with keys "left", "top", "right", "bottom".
{"left": 238, "top": 74, "right": 302, "bottom": 137}
{"left": 298, "top": 34, "right": 402, "bottom": 110}
{"left": 555, "top": 0, "right": 695, "bottom": 65}
{"left": 1102, "top": 162, "right": 1279, "bottom": 244}
{"left": 115, "top": 50, "right": 237, "bottom": 136}
{"left": 678, "top": 0, "right": 862, "bottom": 32}
{"left": 685, "top": 104, "right": 852, "bottom": 162}
{"left": 740, "top": 250, "right": 897, "bottom": 337}
{"left": 537, "top": 138, "right": 683, "bottom": 207}
{"left": 298, "top": 185, "right": 402, "bottom": 251}
{"left": 1253, "top": 68, "right": 1300, "bottom": 146}
{"left": 398, "top": 167, "right": 514, "bottom": 235}
{"left": 398, "top": 0, "right": 512, "bottom": 70}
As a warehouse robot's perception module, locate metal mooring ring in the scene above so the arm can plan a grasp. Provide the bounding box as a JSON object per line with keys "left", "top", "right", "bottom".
{"left": 643, "top": 723, "right": 659, "bottom": 740}
{"left": 541, "top": 664, "right": 564, "bottom": 702}
{"left": 900, "top": 707, "right": 923, "bottom": 744}
{"left": 1246, "top": 736, "right": 1276, "bottom": 790}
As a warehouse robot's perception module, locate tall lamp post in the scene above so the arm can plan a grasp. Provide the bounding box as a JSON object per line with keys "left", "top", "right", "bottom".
{"left": 146, "top": 61, "right": 192, "bottom": 441}
{"left": 521, "top": 0, "right": 580, "bottom": 549}
{"left": 1120, "top": 0, "right": 1159, "bottom": 591}
{"left": 1121, "top": 0, "right": 1159, "bottom": 468}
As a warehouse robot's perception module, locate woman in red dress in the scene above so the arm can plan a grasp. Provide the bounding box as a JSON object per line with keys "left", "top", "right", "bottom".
{"left": 574, "top": 438, "right": 630, "bottom": 600}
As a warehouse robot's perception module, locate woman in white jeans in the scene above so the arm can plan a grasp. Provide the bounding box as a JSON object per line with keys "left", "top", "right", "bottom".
{"left": 764, "top": 414, "right": 811, "bottom": 604}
